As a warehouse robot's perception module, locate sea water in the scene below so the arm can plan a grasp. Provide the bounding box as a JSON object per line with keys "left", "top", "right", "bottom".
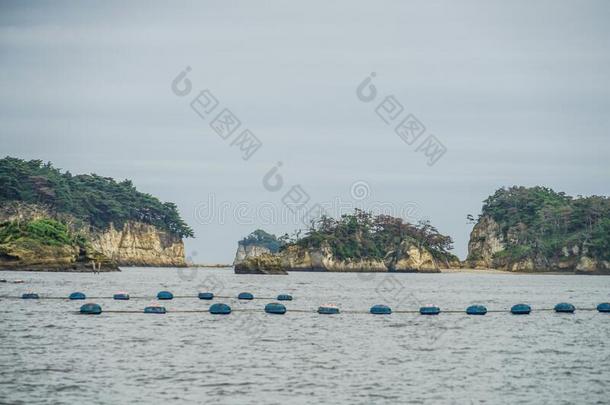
{"left": 1, "top": 268, "right": 609, "bottom": 404}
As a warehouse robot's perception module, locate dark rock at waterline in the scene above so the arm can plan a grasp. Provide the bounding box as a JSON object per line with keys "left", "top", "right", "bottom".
{"left": 233, "top": 253, "right": 287, "bottom": 275}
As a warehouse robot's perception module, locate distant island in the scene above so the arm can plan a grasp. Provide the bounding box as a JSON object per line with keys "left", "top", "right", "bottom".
{"left": 2, "top": 159, "right": 607, "bottom": 275}
{"left": 235, "top": 187, "right": 609, "bottom": 275}
{"left": 234, "top": 210, "right": 460, "bottom": 274}
{"left": 0, "top": 157, "right": 193, "bottom": 271}
{"left": 466, "top": 186, "right": 609, "bottom": 274}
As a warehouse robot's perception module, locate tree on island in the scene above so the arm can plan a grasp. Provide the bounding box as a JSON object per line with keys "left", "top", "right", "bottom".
{"left": 479, "top": 186, "right": 610, "bottom": 262}
{"left": 0, "top": 156, "right": 194, "bottom": 238}
{"left": 239, "top": 229, "right": 281, "bottom": 253}
{"left": 279, "top": 209, "right": 456, "bottom": 262}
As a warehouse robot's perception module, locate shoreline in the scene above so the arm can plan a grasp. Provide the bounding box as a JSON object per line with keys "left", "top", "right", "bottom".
{"left": 1, "top": 265, "right": 607, "bottom": 276}
{"left": 440, "top": 268, "right": 574, "bottom": 275}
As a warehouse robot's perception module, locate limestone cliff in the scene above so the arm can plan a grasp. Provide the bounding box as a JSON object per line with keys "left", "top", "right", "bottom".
{"left": 0, "top": 240, "right": 115, "bottom": 272}
{"left": 233, "top": 212, "right": 459, "bottom": 274}
{"left": 234, "top": 253, "right": 287, "bottom": 275}
{"left": 0, "top": 202, "right": 185, "bottom": 271}
{"left": 89, "top": 222, "right": 185, "bottom": 267}
{"left": 465, "top": 215, "right": 506, "bottom": 269}
{"left": 233, "top": 243, "right": 271, "bottom": 266}
{"left": 233, "top": 240, "right": 447, "bottom": 273}
{"left": 466, "top": 214, "right": 610, "bottom": 274}
{"left": 385, "top": 240, "right": 454, "bottom": 272}
{"left": 278, "top": 244, "right": 389, "bottom": 272}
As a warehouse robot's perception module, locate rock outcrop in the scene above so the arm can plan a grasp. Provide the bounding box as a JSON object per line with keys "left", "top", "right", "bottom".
{"left": 0, "top": 240, "right": 116, "bottom": 272}
{"left": 233, "top": 243, "right": 271, "bottom": 266}
{"left": 234, "top": 253, "right": 287, "bottom": 275}
{"left": 278, "top": 244, "right": 389, "bottom": 272}
{"left": 233, "top": 240, "right": 446, "bottom": 274}
{"left": 90, "top": 222, "right": 185, "bottom": 267}
{"left": 466, "top": 216, "right": 506, "bottom": 269}
{"left": 466, "top": 214, "right": 610, "bottom": 274}
{"left": 385, "top": 240, "right": 448, "bottom": 272}
{"left": 0, "top": 202, "right": 185, "bottom": 271}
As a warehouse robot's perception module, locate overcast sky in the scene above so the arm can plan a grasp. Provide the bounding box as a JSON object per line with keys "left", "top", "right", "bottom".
{"left": 1, "top": 1, "right": 609, "bottom": 262}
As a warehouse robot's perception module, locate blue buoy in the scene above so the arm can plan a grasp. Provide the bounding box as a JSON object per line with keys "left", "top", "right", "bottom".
{"left": 157, "top": 291, "right": 173, "bottom": 300}
{"left": 144, "top": 306, "right": 166, "bottom": 314}
{"left": 69, "top": 292, "right": 86, "bottom": 300}
{"left": 80, "top": 303, "right": 102, "bottom": 315}
{"left": 370, "top": 304, "right": 392, "bottom": 315}
{"left": 318, "top": 305, "right": 340, "bottom": 315}
{"left": 238, "top": 292, "right": 254, "bottom": 300}
{"left": 21, "top": 293, "right": 39, "bottom": 299}
{"left": 113, "top": 292, "right": 130, "bottom": 300}
{"left": 555, "top": 303, "right": 575, "bottom": 313}
{"left": 265, "top": 302, "right": 287, "bottom": 314}
{"left": 277, "top": 294, "right": 293, "bottom": 301}
{"left": 511, "top": 303, "right": 531, "bottom": 315}
{"left": 198, "top": 292, "right": 214, "bottom": 300}
{"left": 597, "top": 303, "right": 610, "bottom": 313}
{"left": 209, "top": 303, "right": 231, "bottom": 315}
{"left": 420, "top": 306, "right": 441, "bottom": 315}
{"left": 466, "top": 305, "right": 487, "bottom": 315}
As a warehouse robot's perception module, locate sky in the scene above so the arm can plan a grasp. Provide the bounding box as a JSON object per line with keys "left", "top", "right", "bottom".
{"left": 1, "top": 0, "right": 609, "bottom": 263}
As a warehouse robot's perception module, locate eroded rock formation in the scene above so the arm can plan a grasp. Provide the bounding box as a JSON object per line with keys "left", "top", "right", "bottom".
{"left": 233, "top": 240, "right": 450, "bottom": 274}
{"left": 0, "top": 202, "right": 185, "bottom": 271}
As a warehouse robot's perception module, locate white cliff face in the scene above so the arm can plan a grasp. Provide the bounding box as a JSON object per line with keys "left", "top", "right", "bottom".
{"left": 386, "top": 241, "right": 440, "bottom": 272}
{"left": 0, "top": 202, "right": 186, "bottom": 268}
{"left": 233, "top": 243, "right": 271, "bottom": 265}
{"left": 466, "top": 214, "right": 610, "bottom": 273}
{"left": 237, "top": 242, "right": 442, "bottom": 273}
{"left": 467, "top": 215, "right": 506, "bottom": 269}
{"left": 278, "top": 244, "right": 388, "bottom": 272}
{"left": 89, "top": 222, "right": 185, "bottom": 267}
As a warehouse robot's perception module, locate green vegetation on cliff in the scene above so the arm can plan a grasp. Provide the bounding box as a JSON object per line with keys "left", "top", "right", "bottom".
{"left": 281, "top": 209, "right": 456, "bottom": 262}
{"left": 0, "top": 217, "right": 112, "bottom": 269}
{"left": 239, "top": 229, "right": 281, "bottom": 253}
{"left": 481, "top": 186, "right": 610, "bottom": 262}
{"left": 0, "top": 218, "right": 83, "bottom": 247}
{"left": 0, "top": 157, "right": 193, "bottom": 238}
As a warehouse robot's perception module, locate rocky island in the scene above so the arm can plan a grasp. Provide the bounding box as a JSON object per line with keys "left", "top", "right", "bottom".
{"left": 235, "top": 187, "right": 609, "bottom": 275}
{"left": 234, "top": 210, "right": 460, "bottom": 274}
{"left": 466, "top": 186, "right": 610, "bottom": 274}
{"left": 0, "top": 157, "right": 192, "bottom": 271}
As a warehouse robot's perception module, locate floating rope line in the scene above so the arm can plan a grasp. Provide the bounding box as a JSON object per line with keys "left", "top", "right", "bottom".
{"left": 0, "top": 295, "right": 280, "bottom": 300}
{"left": 70, "top": 307, "right": 606, "bottom": 315}
{"left": 3, "top": 292, "right": 609, "bottom": 315}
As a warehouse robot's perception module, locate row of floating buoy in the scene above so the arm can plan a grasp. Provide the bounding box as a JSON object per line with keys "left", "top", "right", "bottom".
{"left": 17, "top": 291, "right": 294, "bottom": 301}
{"left": 158, "top": 291, "right": 296, "bottom": 301}
{"left": 12, "top": 290, "right": 610, "bottom": 315}
{"left": 19, "top": 291, "right": 606, "bottom": 314}
{"left": 79, "top": 302, "right": 279, "bottom": 315}
{"left": 77, "top": 302, "right": 610, "bottom": 315}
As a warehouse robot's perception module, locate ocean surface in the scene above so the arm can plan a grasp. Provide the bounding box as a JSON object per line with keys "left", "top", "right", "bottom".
{"left": 1, "top": 267, "right": 609, "bottom": 405}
